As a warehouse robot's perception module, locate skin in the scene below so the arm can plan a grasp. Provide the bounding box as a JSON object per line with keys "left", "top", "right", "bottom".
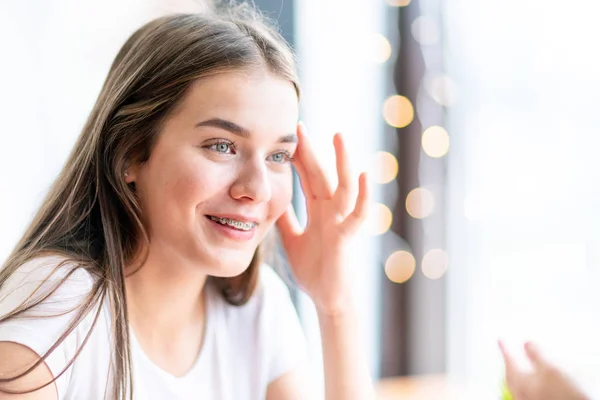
{"left": 499, "top": 340, "right": 589, "bottom": 400}
{"left": 0, "top": 343, "right": 56, "bottom": 399}
{"left": 0, "top": 69, "right": 374, "bottom": 399}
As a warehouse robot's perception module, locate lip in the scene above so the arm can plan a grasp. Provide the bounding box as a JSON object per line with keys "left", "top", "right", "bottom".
{"left": 204, "top": 215, "right": 258, "bottom": 242}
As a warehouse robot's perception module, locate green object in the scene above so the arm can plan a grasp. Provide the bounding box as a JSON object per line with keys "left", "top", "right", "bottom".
{"left": 501, "top": 379, "right": 513, "bottom": 400}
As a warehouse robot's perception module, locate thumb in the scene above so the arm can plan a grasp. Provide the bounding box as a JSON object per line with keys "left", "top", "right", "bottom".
{"left": 276, "top": 205, "right": 303, "bottom": 247}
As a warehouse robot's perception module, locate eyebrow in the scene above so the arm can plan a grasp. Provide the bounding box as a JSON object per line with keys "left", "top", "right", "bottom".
{"left": 195, "top": 118, "right": 298, "bottom": 143}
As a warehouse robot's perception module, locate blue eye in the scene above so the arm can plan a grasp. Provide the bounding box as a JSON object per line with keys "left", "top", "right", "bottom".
{"left": 208, "top": 141, "right": 235, "bottom": 154}
{"left": 215, "top": 143, "right": 230, "bottom": 153}
{"left": 269, "top": 151, "right": 292, "bottom": 164}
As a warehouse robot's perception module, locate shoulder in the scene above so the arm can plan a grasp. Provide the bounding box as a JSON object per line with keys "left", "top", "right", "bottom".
{"left": 245, "top": 264, "right": 296, "bottom": 318}
{"left": 256, "top": 264, "right": 293, "bottom": 299}
{"left": 0, "top": 255, "right": 109, "bottom": 399}
{"left": 0, "top": 341, "right": 58, "bottom": 399}
{"left": 5, "top": 254, "right": 96, "bottom": 283}
{"left": 0, "top": 255, "right": 97, "bottom": 314}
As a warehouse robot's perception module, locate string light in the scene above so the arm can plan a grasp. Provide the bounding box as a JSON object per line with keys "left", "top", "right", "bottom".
{"left": 422, "top": 249, "right": 448, "bottom": 279}
{"left": 406, "top": 188, "right": 435, "bottom": 219}
{"left": 385, "top": 251, "right": 416, "bottom": 283}
{"left": 369, "top": 203, "right": 393, "bottom": 236}
{"left": 383, "top": 95, "right": 414, "bottom": 128}
{"left": 371, "top": 151, "right": 399, "bottom": 184}
{"left": 422, "top": 126, "right": 450, "bottom": 158}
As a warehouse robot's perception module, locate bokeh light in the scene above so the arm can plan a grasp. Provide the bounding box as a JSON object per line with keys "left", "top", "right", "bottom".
{"left": 371, "top": 151, "right": 399, "bottom": 184}
{"left": 383, "top": 95, "right": 414, "bottom": 128}
{"left": 368, "top": 203, "right": 393, "bottom": 235}
{"left": 386, "top": 0, "right": 412, "bottom": 6}
{"left": 411, "top": 16, "right": 439, "bottom": 46}
{"left": 370, "top": 34, "right": 392, "bottom": 64}
{"left": 429, "top": 75, "right": 458, "bottom": 106}
{"left": 406, "top": 188, "right": 435, "bottom": 219}
{"left": 422, "top": 126, "right": 450, "bottom": 158}
{"left": 385, "top": 251, "right": 416, "bottom": 283}
{"left": 422, "top": 249, "right": 448, "bottom": 279}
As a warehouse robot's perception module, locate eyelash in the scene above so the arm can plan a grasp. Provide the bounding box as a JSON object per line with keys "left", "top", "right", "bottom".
{"left": 204, "top": 139, "right": 294, "bottom": 163}
{"left": 206, "top": 139, "right": 237, "bottom": 155}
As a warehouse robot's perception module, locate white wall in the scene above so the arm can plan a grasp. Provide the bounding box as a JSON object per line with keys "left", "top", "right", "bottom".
{"left": 446, "top": 0, "right": 600, "bottom": 397}
{"left": 0, "top": 0, "right": 204, "bottom": 260}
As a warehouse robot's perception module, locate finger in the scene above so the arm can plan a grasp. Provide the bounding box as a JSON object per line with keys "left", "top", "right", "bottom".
{"left": 498, "top": 340, "right": 519, "bottom": 376}
{"left": 293, "top": 161, "right": 313, "bottom": 205}
{"left": 340, "top": 172, "right": 369, "bottom": 235}
{"left": 294, "top": 122, "right": 333, "bottom": 199}
{"left": 333, "top": 133, "right": 355, "bottom": 214}
{"left": 276, "top": 204, "right": 303, "bottom": 248}
{"left": 291, "top": 133, "right": 315, "bottom": 216}
{"left": 290, "top": 127, "right": 314, "bottom": 214}
{"left": 524, "top": 342, "right": 548, "bottom": 370}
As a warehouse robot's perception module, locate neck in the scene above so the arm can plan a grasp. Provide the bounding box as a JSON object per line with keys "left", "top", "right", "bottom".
{"left": 125, "top": 245, "right": 208, "bottom": 340}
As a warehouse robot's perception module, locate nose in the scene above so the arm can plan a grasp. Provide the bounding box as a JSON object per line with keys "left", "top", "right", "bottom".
{"left": 229, "top": 158, "right": 272, "bottom": 203}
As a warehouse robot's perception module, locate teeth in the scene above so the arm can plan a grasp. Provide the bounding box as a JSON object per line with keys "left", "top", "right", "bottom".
{"left": 209, "top": 216, "right": 255, "bottom": 231}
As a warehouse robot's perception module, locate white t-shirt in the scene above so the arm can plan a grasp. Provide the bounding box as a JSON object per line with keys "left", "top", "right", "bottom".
{"left": 0, "top": 256, "right": 307, "bottom": 399}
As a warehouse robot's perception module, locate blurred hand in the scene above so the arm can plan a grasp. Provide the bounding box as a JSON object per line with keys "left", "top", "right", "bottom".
{"left": 276, "top": 123, "right": 368, "bottom": 315}
{"left": 499, "top": 340, "right": 589, "bottom": 400}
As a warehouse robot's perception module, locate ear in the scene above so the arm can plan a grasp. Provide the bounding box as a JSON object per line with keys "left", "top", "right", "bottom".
{"left": 124, "top": 164, "right": 140, "bottom": 184}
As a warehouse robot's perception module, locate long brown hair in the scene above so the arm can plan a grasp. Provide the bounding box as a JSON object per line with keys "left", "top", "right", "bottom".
{"left": 0, "top": 2, "right": 299, "bottom": 398}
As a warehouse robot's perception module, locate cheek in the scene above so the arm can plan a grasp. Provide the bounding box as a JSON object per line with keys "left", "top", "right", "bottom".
{"left": 268, "top": 172, "right": 294, "bottom": 218}
{"left": 170, "top": 162, "right": 227, "bottom": 207}
{"left": 149, "top": 151, "right": 228, "bottom": 213}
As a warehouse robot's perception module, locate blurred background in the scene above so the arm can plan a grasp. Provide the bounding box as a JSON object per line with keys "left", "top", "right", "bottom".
{"left": 2, "top": 0, "right": 600, "bottom": 399}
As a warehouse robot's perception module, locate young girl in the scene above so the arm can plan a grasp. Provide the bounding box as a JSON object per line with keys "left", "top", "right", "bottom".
{"left": 0, "top": 3, "right": 374, "bottom": 399}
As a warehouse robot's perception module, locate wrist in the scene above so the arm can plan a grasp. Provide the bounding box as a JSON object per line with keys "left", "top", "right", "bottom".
{"left": 314, "top": 292, "right": 355, "bottom": 319}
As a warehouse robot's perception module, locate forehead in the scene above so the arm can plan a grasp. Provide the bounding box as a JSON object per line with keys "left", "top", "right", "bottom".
{"left": 175, "top": 70, "right": 299, "bottom": 134}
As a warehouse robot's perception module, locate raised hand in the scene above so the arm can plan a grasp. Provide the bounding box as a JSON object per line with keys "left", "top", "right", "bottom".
{"left": 499, "top": 340, "right": 589, "bottom": 400}
{"left": 276, "top": 123, "right": 368, "bottom": 315}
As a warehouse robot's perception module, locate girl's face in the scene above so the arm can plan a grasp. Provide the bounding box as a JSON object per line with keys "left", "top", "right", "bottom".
{"left": 128, "top": 70, "right": 299, "bottom": 277}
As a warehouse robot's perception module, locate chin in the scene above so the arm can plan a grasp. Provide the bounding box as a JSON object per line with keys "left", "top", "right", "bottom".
{"left": 205, "top": 251, "right": 256, "bottom": 278}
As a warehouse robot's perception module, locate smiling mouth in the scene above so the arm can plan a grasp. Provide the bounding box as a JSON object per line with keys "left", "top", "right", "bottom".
{"left": 206, "top": 216, "right": 257, "bottom": 231}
